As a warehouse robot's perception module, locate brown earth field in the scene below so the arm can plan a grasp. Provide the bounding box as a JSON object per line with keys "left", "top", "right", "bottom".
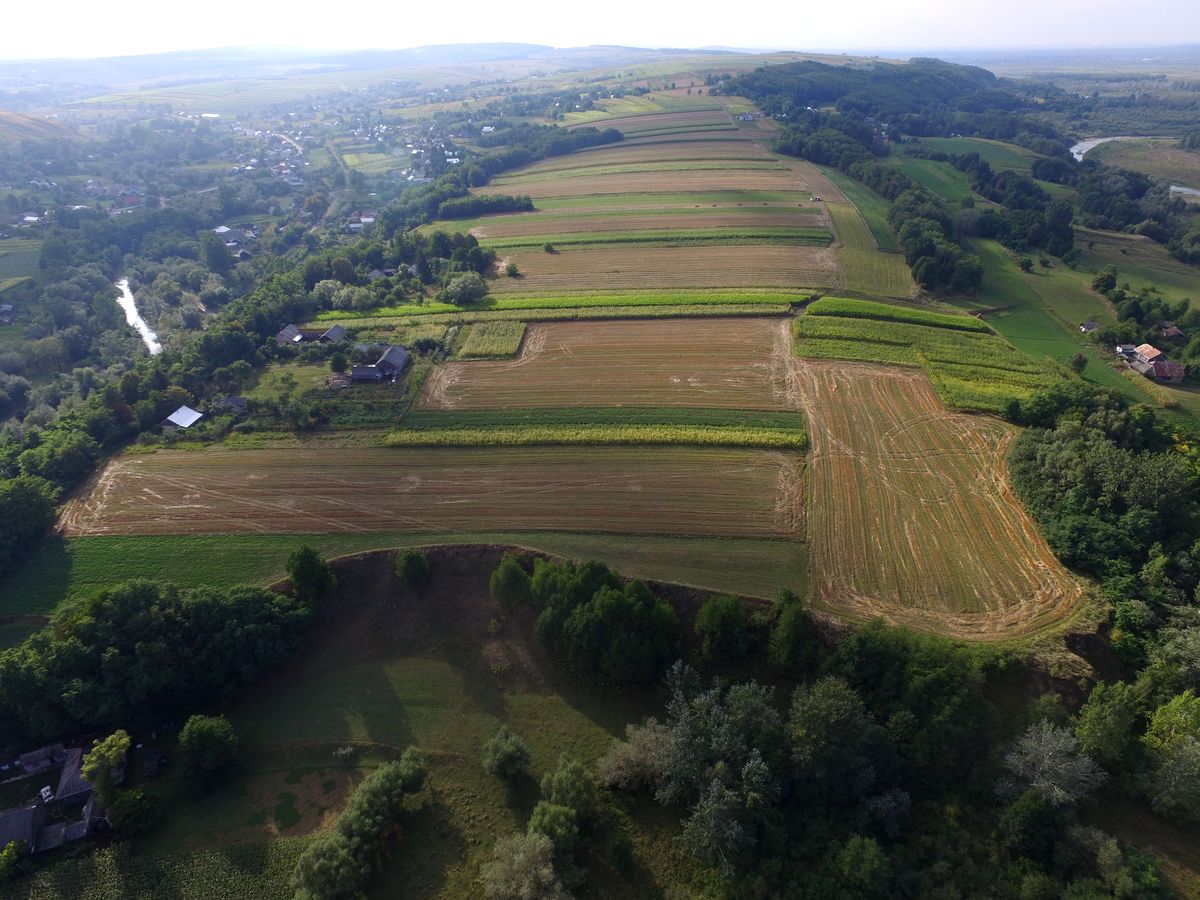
{"left": 796, "top": 359, "right": 1086, "bottom": 639}
{"left": 514, "top": 138, "right": 775, "bottom": 170}
{"left": 487, "top": 245, "right": 842, "bottom": 293}
{"left": 419, "top": 318, "right": 798, "bottom": 410}
{"left": 469, "top": 209, "right": 828, "bottom": 238}
{"left": 494, "top": 168, "right": 804, "bottom": 199}
{"left": 59, "top": 446, "right": 803, "bottom": 539}
{"left": 569, "top": 109, "right": 732, "bottom": 133}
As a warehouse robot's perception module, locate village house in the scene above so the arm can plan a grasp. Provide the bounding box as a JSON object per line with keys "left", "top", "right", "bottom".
{"left": 350, "top": 345, "right": 411, "bottom": 383}
{"left": 161, "top": 405, "right": 204, "bottom": 432}
{"left": 1118, "top": 342, "right": 1186, "bottom": 384}
{"left": 0, "top": 745, "right": 99, "bottom": 854}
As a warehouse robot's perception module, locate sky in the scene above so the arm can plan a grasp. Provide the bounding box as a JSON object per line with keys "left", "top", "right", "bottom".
{"left": 1, "top": 0, "right": 1197, "bottom": 60}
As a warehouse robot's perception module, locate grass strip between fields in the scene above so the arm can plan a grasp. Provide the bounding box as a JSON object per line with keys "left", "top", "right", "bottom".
{"left": 313, "top": 290, "right": 809, "bottom": 323}
{"left": 403, "top": 407, "right": 808, "bottom": 429}
{"left": 382, "top": 423, "right": 807, "bottom": 450}
{"left": 807, "top": 296, "right": 991, "bottom": 332}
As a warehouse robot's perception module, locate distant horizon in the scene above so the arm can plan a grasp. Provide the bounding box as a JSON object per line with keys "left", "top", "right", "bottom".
{"left": 2, "top": 39, "right": 1200, "bottom": 66}
{"left": 2, "top": 0, "right": 1198, "bottom": 64}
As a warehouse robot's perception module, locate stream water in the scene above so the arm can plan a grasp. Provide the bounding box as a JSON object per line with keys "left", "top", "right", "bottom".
{"left": 114, "top": 278, "right": 162, "bottom": 355}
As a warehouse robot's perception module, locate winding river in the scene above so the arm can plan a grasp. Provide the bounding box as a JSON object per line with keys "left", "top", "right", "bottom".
{"left": 114, "top": 278, "right": 162, "bottom": 355}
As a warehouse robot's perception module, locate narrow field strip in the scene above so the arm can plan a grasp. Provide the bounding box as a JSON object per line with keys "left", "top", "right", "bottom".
{"left": 481, "top": 227, "right": 833, "bottom": 250}
{"left": 382, "top": 424, "right": 807, "bottom": 450}
{"left": 465, "top": 208, "right": 825, "bottom": 238}
{"left": 419, "top": 318, "right": 800, "bottom": 411}
{"left": 797, "top": 360, "right": 1084, "bottom": 639}
{"left": 59, "top": 446, "right": 803, "bottom": 539}
{"left": 307, "top": 303, "right": 793, "bottom": 329}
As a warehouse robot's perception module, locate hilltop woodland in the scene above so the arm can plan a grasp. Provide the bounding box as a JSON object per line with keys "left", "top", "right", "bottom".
{"left": 726, "top": 59, "right": 1200, "bottom": 282}
{"left": 0, "top": 51, "right": 1199, "bottom": 897}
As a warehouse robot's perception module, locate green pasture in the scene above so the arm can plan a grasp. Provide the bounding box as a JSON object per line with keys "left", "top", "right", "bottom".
{"left": 2, "top": 532, "right": 808, "bottom": 619}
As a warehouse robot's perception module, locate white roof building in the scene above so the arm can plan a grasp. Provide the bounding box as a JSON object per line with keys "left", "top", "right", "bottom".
{"left": 163, "top": 406, "right": 203, "bottom": 429}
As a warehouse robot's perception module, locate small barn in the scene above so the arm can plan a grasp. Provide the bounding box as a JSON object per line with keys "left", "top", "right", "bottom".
{"left": 161, "top": 406, "right": 203, "bottom": 432}
{"left": 275, "top": 324, "right": 303, "bottom": 345}
{"left": 375, "top": 345, "right": 411, "bottom": 376}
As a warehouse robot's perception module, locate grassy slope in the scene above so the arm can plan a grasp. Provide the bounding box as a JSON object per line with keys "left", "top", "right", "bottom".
{"left": 2, "top": 533, "right": 807, "bottom": 619}
{"left": 951, "top": 240, "right": 1165, "bottom": 409}
{"left": 818, "top": 167, "right": 899, "bottom": 251}
{"left": 824, "top": 202, "right": 913, "bottom": 298}
{"left": 1088, "top": 137, "right": 1200, "bottom": 188}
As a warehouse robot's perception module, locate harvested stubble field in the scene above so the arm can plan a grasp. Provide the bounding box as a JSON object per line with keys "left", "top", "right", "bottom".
{"left": 468, "top": 208, "right": 827, "bottom": 239}
{"left": 483, "top": 227, "right": 832, "bottom": 250}
{"left": 574, "top": 109, "right": 733, "bottom": 135}
{"left": 488, "top": 245, "right": 842, "bottom": 293}
{"left": 564, "top": 140, "right": 774, "bottom": 166}
{"left": 59, "top": 446, "right": 803, "bottom": 539}
{"left": 419, "top": 318, "right": 799, "bottom": 411}
{"left": 797, "top": 360, "right": 1084, "bottom": 639}
{"left": 493, "top": 160, "right": 787, "bottom": 185}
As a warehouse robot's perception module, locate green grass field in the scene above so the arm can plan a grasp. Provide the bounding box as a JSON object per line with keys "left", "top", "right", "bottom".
{"left": 1073, "top": 227, "right": 1200, "bottom": 308}
{"left": 2, "top": 533, "right": 807, "bottom": 619}
{"left": 0, "top": 239, "right": 41, "bottom": 280}
{"left": 1088, "top": 138, "right": 1200, "bottom": 188}
{"left": 950, "top": 240, "right": 1164, "bottom": 409}
{"left": 891, "top": 157, "right": 976, "bottom": 204}
{"left": 824, "top": 203, "right": 913, "bottom": 297}
{"left": 313, "top": 290, "right": 807, "bottom": 323}
{"left": 244, "top": 363, "right": 332, "bottom": 400}
{"left": 911, "top": 137, "right": 1038, "bottom": 174}
{"left": 818, "top": 167, "right": 899, "bottom": 252}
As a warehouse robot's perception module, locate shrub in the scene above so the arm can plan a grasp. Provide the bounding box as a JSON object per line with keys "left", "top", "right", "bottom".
{"left": 82, "top": 730, "right": 131, "bottom": 804}
{"left": 0, "top": 840, "right": 27, "bottom": 881}
{"left": 291, "top": 748, "right": 426, "bottom": 900}
{"left": 178, "top": 714, "right": 239, "bottom": 789}
{"left": 490, "top": 553, "right": 532, "bottom": 612}
{"left": 598, "top": 719, "right": 671, "bottom": 791}
{"left": 540, "top": 757, "right": 599, "bottom": 823}
{"left": 107, "top": 788, "right": 159, "bottom": 836}
{"left": 694, "top": 595, "right": 750, "bottom": 661}
{"left": 527, "top": 802, "right": 578, "bottom": 853}
{"left": 329, "top": 352, "right": 347, "bottom": 373}
{"left": 505, "top": 262, "right": 520, "bottom": 278}
{"left": 479, "top": 832, "right": 568, "bottom": 900}
{"left": 483, "top": 726, "right": 532, "bottom": 782}
{"left": 394, "top": 548, "right": 431, "bottom": 588}
{"left": 603, "top": 828, "right": 633, "bottom": 871}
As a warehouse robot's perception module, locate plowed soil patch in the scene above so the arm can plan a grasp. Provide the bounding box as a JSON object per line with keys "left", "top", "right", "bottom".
{"left": 60, "top": 447, "right": 803, "bottom": 539}
{"left": 420, "top": 318, "right": 797, "bottom": 411}
{"left": 797, "top": 360, "right": 1084, "bottom": 639}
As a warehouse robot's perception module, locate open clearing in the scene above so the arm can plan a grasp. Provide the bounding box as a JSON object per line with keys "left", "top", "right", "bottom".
{"left": 797, "top": 360, "right": 1084, "bottom": 639}
{"left": 60, "top": 446, "right": 802, "bottom": 539}
{"left": 489, "top": 244, "right": 842, "bottom": 293}
{"left": 421, "top": 318, "right": 797, "bottom": 410}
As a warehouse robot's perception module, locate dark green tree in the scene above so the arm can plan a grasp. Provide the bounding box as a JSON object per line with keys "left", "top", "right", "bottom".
{"left": 178, "top": 714, "right": 239, "bottom": 788}
{"left": 394, "top": 548, "right": 431, "bottom": 588}
{"left": 694, "top": 595, "right": 751, "bottom": 661}
{"left": 287, "top": 546, "right": 337, "bottom": 604}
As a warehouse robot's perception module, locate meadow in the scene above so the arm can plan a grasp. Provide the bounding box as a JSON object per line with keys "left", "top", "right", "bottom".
{"left": 419, "top": 318, "right": 798, "bottom": 411}
{"left": 823, "top": 202, "right": 914, "bottom": 297}
{"left": 60, "top": 445, "right": 803, "bottom": 540}
{"left": 0, "top": 238, "right": 41, "bottom": 280}
{"left": 797, "top": 360, "right": 1085, "bottom": 639}
{"left": 1088, "top": 137, "right": 1200, "bottom": 188}
{"left": 2, "top": 532, "right": 808, "bottom": 618}
{"left": 818, "top": 167, "right": 899, "bottom": 251}
{"left": 463, "top": 207, "right": 826, "bottom": 239}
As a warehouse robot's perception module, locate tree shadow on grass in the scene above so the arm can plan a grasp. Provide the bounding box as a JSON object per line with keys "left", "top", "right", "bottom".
{"left": 373, "top": 796, "right": 465, "bottom": 898}
{"left": 0, "top": 536, "right": 72, "bottom": 616}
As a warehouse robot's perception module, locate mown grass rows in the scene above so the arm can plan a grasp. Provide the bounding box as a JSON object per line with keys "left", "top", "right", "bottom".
{"left": 383, "top": 424, "right": 807, "bottom": 450}
{"left": 313, "top": 290, "right": 806, "bottom": 322}
{"left": 806, "top": 296, "right": 991, "bottom": 332}
{"left": 794, "top": 314, "right": 1057, "bottom": 413}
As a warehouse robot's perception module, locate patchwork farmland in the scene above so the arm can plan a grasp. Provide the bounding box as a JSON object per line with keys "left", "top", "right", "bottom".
{"left": 420, "top": 318, "right": 798, "bottom": 410}
{"left": 59, "top": 446, "right": 803, "bottom": 539}
{"left": 796, "top": 360, "right": 1083, "bottom": 639}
